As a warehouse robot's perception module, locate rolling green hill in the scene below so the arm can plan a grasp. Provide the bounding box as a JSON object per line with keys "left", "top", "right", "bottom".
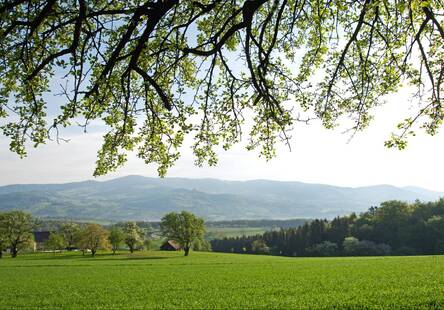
{"left": 0, "top": 175, "right": 442, "bottom": 221}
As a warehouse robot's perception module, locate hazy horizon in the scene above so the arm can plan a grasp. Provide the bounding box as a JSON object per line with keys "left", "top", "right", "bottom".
{"left": 1, "top": 174, "right": 443, "bottom": 193}
{"left": 2, "top": 86, "right": 444, "bottom": 191}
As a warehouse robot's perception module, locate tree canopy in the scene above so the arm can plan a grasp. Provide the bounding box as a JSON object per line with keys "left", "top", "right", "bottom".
{"left": 108, "top": 227, "right": 125, "bottom": 254}
{"left": 122, "top": 221, "right": 143, "bottom": 253}
{"left": 60, "top": 222, "right": 81, "bottom": 250}
{"left": 211, "top": 199, "right": 444, "bottom": 256}
{"left": 1, "top": 0, "right": 443, "bottom": 175}
{"left": 46, "top": 232, "right": 66, "bottom": 253}
{"left": 0, "top": 211, "right": 34, "bottom": 257}
{"left": 0, "top": 218, "right": 7, "bottom": 258}
{"left": 161, "top": 211, "right": 205, "bottom": 256}
{"left": 78, "top": 223, "right": 109, "bottom": 256}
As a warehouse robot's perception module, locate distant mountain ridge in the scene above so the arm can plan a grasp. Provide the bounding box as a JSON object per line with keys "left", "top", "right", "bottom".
{"left": 0, "top": 176, "right": 442, "bottom": 221}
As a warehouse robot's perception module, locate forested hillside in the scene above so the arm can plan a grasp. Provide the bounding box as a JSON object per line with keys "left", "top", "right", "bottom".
{"left": 0, "top": 176, "right": 442, "bottom": 221}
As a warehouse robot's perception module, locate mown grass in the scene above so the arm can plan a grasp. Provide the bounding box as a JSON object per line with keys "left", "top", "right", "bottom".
{"left": 0, "top": 251, "right": 443, "bottom": 309}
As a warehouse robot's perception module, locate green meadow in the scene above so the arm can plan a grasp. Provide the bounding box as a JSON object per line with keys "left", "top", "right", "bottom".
{"left": 0, "top": 252, "right": 443, "bottom": 309}
{"left": 205, "top": 226, "right": 268, "bottom": 239}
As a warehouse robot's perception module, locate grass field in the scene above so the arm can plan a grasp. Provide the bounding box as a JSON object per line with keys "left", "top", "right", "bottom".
{"left": 205, "top": 227, "right": 268, "bottom": 239}
{"left": 0, "top": 251, "right": 443, "bottom": 309}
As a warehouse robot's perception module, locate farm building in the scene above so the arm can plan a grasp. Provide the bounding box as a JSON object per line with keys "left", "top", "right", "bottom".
{"left": 160, "top": 240, "right": 181, "bottom": 251}
{"left": 33, "top": 231, "right": 51, "bottom": 251}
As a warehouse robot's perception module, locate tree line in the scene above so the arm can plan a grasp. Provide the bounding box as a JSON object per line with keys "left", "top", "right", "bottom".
{"left": 119, "top": 219, "right": 308, "bottom": 231}
{"left": 0, "top": 211, "right": 205, "bottom": 257}
{"left": 211, "top": 199, "right": 444, "bottom": 256}
{"left": 3, "top": 199, "right": 443, "bottom": 258}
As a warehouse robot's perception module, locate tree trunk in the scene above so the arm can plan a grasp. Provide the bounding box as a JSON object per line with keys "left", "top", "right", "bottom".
{"left": 129, "top": 246, "right": 134, "bottom": 253}
{"left": 184, "top": 246, "right": 190, "bottom": 256}
{"left": 0, "top": 250, "right": 3, "bottom": 258}
{"left": 112, "top": 248, "right": 116, "bottom": 255}
{"left": 91, "top": 249, "right": 96, "bottom": 257}
{"left": 11, "top": 247, "right": 18, "bottom": 258}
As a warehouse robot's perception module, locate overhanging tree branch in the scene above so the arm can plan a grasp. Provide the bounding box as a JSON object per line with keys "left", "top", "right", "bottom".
{"left": 0, "top": 0, "right": 442, "bottom": 175}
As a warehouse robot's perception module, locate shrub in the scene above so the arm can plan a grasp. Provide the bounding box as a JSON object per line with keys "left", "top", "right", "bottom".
{"left": 343, "top": 237, "right": 391, "bottom": 256}
{"left": 306, "top": 241, "right": 339, "bottom": 257}
{"left": 251, "top": 239, "right": 270, "bottom": 255}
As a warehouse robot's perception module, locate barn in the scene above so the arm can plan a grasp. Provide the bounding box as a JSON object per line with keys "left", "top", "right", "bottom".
{"left": 33, "top": 231, "right": 51, "bottom": 251}
{"left": 160, "top": 240, "right": 181, "bottom": 251}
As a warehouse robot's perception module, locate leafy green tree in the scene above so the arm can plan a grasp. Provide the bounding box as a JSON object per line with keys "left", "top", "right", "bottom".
{"left": 143, "top": 238, "right": 152, "bottom": 251}
{"left": 0, "top": 211, "right": 34, "bottom": 257}
{"left": 122, "top": 222, "right": 143, "bottom": 253}
{"left": 427, "top": 216, "right": 444, "bottom": 238}
{"left": 327, "top": 216, "right": 352, "bottom": 246}
{"left": 373, "top": 201, "right": 411, "bottom": 249}
{"left": 343, "top": 237, "right": 390, "bottom": 256}
{"left": 145, "top": 238, "right": 163, "bottom": 251}
{"left": 192, "top": 238, "right": 212, "bottom": 252}
{"left": 306, "top": 241, "right": 338, "bottom": 257}
{"left": 0, "top": 218, "right": 6, "bottom": 258}
{"left": 1, "top": 1, "right": 442, "bottom": 175}
{"left": 161, "top": 211, "right": 205, "bottom": 256}
{"left": 142, "top": 225, "right": 153, "bottom": 251}
{"left": 251, "top": 239, "right": 270, "bottom": 255}
{"left": 73, "top": 227, "right": 88, "bottom": 255}
{"left": 46, "top": 233, "right": 65, "bottom": 254}
{"left": 212, "top": 199, "right": 444, "bottom": 256}
{"left": 61, "top": 223, "right": 81, "bottom": 250}
{"left": 427, "top": 215, "right": 444, "bottom": 253}
{"left": 108, "top": 227, "right": 125, "bottom": 255}
{"left": 79, "top": 224, "right": 109, "bottom": 257}
{"left": 342, "top": 237, "right": 360, "bottom": 256}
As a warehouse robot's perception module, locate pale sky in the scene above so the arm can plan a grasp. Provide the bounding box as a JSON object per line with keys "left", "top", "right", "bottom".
{"left": 1, "top": 88, "right": 444, "bottom": 191}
